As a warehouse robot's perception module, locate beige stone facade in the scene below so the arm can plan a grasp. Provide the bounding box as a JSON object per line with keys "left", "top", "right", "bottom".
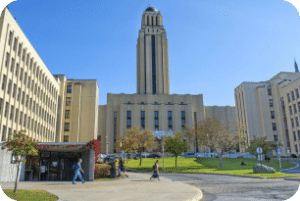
{"left": 54, "top": 75, "right": 99, "bottom": 143}
{"left": 235, "top": 71, "right": 300, "bottom": 155}
{"left": 0, "top": 7, "right": 60, "bottom": 142}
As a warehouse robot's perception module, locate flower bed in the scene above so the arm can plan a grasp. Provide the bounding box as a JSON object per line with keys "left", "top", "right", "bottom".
{"left": 94, "top": 163, "right": 111, "bottom": 178}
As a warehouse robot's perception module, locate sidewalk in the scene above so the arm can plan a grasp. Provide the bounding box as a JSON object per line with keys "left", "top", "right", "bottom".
{"left": 0, "top": 172, "right": 203, "bottom": 201}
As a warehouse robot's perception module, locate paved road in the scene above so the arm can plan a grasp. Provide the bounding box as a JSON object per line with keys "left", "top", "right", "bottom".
{"left": 138, "top": 172, "right": 300, "bottom": 201}
{"left": 280, "top": 159, "right": 300, "bottom": 174}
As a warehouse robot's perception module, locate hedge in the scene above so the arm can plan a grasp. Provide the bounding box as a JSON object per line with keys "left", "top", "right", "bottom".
{"left": 94, "top": 163, "right": 111, "bottom": 178}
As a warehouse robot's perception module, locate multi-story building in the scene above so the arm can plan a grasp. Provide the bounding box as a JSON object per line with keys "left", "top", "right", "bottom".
{"left": 235, "top": 65, "right": 300, "bottom": 156}
{"left": 98, "top": 7, "right": 237, "bottom": 153}
{"left": 0, "top": 7, "right": 60, "bottom": 142}
{"left": 54, "top": 75, "right": 99, "bottom": 143}
{"left": 205, "top": 106, "right": 236, "bottom": 132}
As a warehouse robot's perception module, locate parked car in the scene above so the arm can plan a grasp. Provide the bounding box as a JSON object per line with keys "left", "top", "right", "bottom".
{"left": 127, "top": 152, "right": 139, "bottom": 160}
{"left": 147, "top": 153, "right": 161, "bottom": 158}
{"left": 183, "top": 152, "right": 199, "bottom": 157}
{"left": 104, "top": 155, "right": 120, "bottom": 163}
{"left": 141, "top": 152, "right": 151, "bottom": 158}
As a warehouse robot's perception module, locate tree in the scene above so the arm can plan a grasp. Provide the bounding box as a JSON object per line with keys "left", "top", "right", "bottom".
{"left": 245, "top": 136, "right": 280, "bottom": 155}
{"left": 1, "top": 130, "right": 38, "bottom": 193}
{"left": 195, "top": 117, "right": 244, "bottom": 166}
{"left": 183, "top": 125, "right": 200, "bottom": 152}
{"left": 115, "top": 127, "right": 156, "bottom": 166}
{"left": 164, "top": 133, "right": 189, "bottom": 167}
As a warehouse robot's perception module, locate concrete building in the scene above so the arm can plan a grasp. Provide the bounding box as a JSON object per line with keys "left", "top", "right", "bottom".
{"left": 0, "top": 7, "right": 60, "bottom": 142}
{"left": 98, "top": 7, "right": 236, "bottom": 153}
{"left": 235, "top": 66, "right": 300, "bottom": 156}
{"left": 54, "top": 75, "right": 99, "bottom": 143}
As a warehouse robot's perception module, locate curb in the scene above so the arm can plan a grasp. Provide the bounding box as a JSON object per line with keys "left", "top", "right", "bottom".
{"left": 280, "top": 162, "right": 299, "bottom": 172}
{"left": 185, "top": 186, "right": 203, "bottom": 201}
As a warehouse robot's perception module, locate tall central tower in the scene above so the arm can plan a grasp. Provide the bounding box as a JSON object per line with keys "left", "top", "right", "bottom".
{"left": 137, "top": 7, "right": 170, "bottom": 95}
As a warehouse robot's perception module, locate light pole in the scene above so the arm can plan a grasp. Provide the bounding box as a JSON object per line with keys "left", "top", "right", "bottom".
{"left": 207, "top": 134, "right": 210, "bottom": 158}
{"left": 162, "top": 136, "right": 165, "bottom": 170}
{"left": 276, "top": 141, "right": 281, "bottom": 169}
{"left": 106, "top": 142, "right": 109, "bottom": 155}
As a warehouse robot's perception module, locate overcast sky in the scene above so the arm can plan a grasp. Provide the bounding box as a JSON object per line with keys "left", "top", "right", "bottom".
{"left": 1, "top": 0, "right": 300, "bottom": 106}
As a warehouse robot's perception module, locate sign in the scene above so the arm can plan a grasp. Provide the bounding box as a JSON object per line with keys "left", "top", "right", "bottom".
{"left": 154, "top": 131, "right": 165, "bottom": 136}
{"left": 277, "top": 148, "right": 281, "bottom": 154}
{"left": 286, "top": 148, "right": 291, "bottom": 154}
{"left": 256, "top": 147, "right": 263, "bottom": 154}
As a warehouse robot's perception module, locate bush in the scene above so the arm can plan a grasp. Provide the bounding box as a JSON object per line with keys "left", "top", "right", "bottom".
{"left": 94, "top": 163, "right": 111, "bottom": 178}
{"left": 291, "top": 154, "right": 297, "bottom": 158}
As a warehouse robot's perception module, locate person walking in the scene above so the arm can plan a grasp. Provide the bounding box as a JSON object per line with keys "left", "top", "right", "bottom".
{"left": 72, "top": 158, "right": 85, "bottom": 184}
{"left": 150, "top": 160, "right": 160, "bottom": 181}
{"left": 40, "top": 163, "right": 47, "bottom": 181}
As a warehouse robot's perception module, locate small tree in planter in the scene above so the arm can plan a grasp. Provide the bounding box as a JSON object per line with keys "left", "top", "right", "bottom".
{"left": 1, "top": 130, "right": 38, "bottom": 193}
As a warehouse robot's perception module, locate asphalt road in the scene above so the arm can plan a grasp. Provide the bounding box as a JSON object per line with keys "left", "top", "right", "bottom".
{"left": 142, "top": 171, "right": 300, "bottom": 201}
{"left": 280, "top": 159, "right": 300, "bottom": 174}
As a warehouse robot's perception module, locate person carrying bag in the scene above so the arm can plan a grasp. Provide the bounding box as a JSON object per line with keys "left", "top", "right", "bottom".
{"left": 150, "top": 160, "right": 160, "bottom": 181}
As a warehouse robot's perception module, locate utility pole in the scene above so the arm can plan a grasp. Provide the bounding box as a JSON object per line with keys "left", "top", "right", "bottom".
{"left": 276, "top": 141, "right": 281, "bottom": 169}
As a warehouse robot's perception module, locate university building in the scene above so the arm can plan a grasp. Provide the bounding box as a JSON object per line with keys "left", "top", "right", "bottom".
{"left": 98, "top": 7, "right": 236, "bottom": 153}
{"left": 235, "top": 62, "right": 300, "bottom": 156}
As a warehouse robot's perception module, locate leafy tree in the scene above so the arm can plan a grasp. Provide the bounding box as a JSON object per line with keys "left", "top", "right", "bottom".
{"left": 194, "top": 118, "right": 244, "bottom": 166}
{"left": 164, "top": 133, "right": 189, "bottom": 167}
{"left": 183, "top": 125, "right": 200, "bottom": 152}
{"left": 1, "top": 130, "right": 38, "bottom": 193}
{"left": 245, "top": 136, "right": 280, "bottom": 155}
{"left": 115, "top": 127, "right": 156, "bottom": 166}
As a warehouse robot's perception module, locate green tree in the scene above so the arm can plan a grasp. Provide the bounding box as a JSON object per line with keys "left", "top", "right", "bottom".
{"left": 245, "top": 136, "right": 280, "bottom": 155}
{"left": 115, "top": 127, "right": 156, "bottom": 166}
{"left": 164, "top": 133, "right": 189, "bottom": 167}
{"left": 1, "top": 130, "right": 38, "bottom": 193}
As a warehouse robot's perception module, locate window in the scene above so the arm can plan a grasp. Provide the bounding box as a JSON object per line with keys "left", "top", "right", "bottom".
{"left": 19, "top": 112, "right": 23, "bottom": 125}
{"left": 27, "top": 76, "right": 31, "bottom": 88}
{"left": 127, "top": 111, "right": 131, "bottom": 129}
{"left": 141, "top": 111, "right": 145, "bottom": 128}
{"left": 291, "top": 118, "right": 295, "bottom": 128}
{"left": 17, "top": 88, "right": 21, "bottom": 101}
{"left": 24, "top": 72, "right": 27, "bottom": 84}
{"left": 267, "top": 88, "right": 272, "bottom": 96}
{"left": 22, "top": 49, "right": 25, "bottom": 61}
{"left": 4, "top": 102, "right": 9, "bottom": 117}
{"left": 296, "top": 145, "right": 299, "bottom": 153}
{"left": 15, "top": 63, "right": 19, "bottom": 77}
{"left": 8, "top": 31, "right": 13, "bottom": 46}
{"left": 292, "top": 91, "right": 296, "bottom": 101}
{"left": 18, "top": 44, "right": 22, "bottom": 56}
{"left": 66, "top": 97, "right": 71, "bottom": 106}
{"left": 270, "top": 111, "right": 275, "bottom": 119}
{"left": 289, "top": 106, "right": 293, "bottom": 115}
{"left": 19, "top": 68, "right": 23, "bottom": 81}
{"left": 0, "top": 98, "right": 2, "bottom": 113}
{"left": 274, "top": 135, "right": 278, "bottom": 141}
{"left": 12, "top": 84, "right": 16, "bottom": 98}
{"left": 21, "top": 91, "right": 25, "bottom": 105}
{"left": 181, "top": 111, "right": 186, "bottom": 130}
{"left": 168, "top": 111, "right": 172, "bottom": 131}
{"left": 2, "top": 75, "right": 7, "bottom": 90}
{"left": 298, "top": 130, "right": 300, "bottom": 141}
{"left": 67, "top": 85, "right": 72, "bottom": 93}
{"left": 25, "top": 95, "right": 28, "bottom": 107}
{"left": 7, "top": 79, "right": 11, "bottom": 94}
{"left": 154, "top": 102, "right": 158, "bottom": 105}
{"left": 64, "top": 123, "right": 70, "bottom": 131}
{"left": 5, "top": 52, "right": 10, "bottom": 67}
{"left": 23, "top": 114, "right": 27, "bottom": 127}
{"left": 296, "top": 117, "right": 299, "bottom": 127}
{"left": 294, "top": 131, "right": 297, "bottom": 141}
{"left": 294, "top": 104, "right": 297, "bottom": 114}
{"left": 180, "top": 102, "right": 184, "bottom": 105}
{"left": 15, "top": 109, "right": 18, "bottom": 123}
{"left": 29, "top": 98, "right": 32, "bottom": 110}
{"left": 288, "top": 93, "right": 291, "bottom": 103}
{"left": 269, "top": 99, "right": 273, "bottom": 107}
{"left": 63, "top": 135, "right": 69, "bottom": 142}
{"left": 65, "top": 110, "right": 70, "bottom": 119}
{"left": 297, "top": 89, "right": 300, "bottom": 99}
{"left": 1, "top": 126, "right": 7, "bottom": 141}
{"left": 272, "top": 123, "right": 277, "bottom": 131}
{"left": 13, "top": 37, "right": 17, "bottom": 51}
{"left": 10, "top": 58, "right": 15, "bottom": 72}
{"left": 9, "top": 106, "right": 14, "bottom": 120}
{"left": 154, "top": 111, "right": 159, "bottom": 131}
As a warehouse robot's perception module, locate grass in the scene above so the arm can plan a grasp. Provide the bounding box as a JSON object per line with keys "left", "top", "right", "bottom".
{"left": 125, "top": 157, "right": 300, "bottom": 178}
{"left": 3, "top": 189, "right": 58, "bottom": 201}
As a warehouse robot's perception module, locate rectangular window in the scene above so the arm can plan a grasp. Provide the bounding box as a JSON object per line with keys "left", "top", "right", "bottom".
{"left": 4, "top": 102, "right": 9, "bottom": 117}
{"left": 294, "top": 131, "right": 297, "bottom": 141}
{"left": 296, "top": 145, "right": 299, "bottom": 153}
{"left": 97, "top": 135, "right": 101, "bottom": 141}
{"left": 288, "top": 93, "right": 291, "bottom": 103}
{"left": 25, "top": 95, "right": 28, "bottom": 107}
{"left": 294, "top": 104, "right": 297, "bottom": 114}
{"left": 8, "top": 31, "right": 13, "bottom": 46}
{"left": 154, "top": 111, "right": 159, "bottom": 131}
{"left": 18, "top": 44, "right": 22, "bottom": 56}
{"left": 298, "top": 130, "right": 300, "bottom": 141}
{"left": 296, "top": 89, "right": 300, "bottom": 99}
{"left": 12, "top": 84, "right": 16, "bottom": 98}
{"left": 181, "top": 111, "right": 186, "bottom": 130}
{"left": 9, "top": 106, "right": 14, "bottom": 120}
{"left": 0, "top": 98, "right": 2, "bottom": 113}
{"left": 267, "top": 88, "right": 272, "bottom": 96}
{"left": 292, "top": 91, "right": 296, "bottom": 101}
{"left": 15, "top": 63, "right": 19, "bottom": 77}
{"left": 21, "top": 91, "right": 25, "bottom": 105}
{"left": 270, "top": 111, "right": 275, "bottom": 119}
{"left": 26, "top": 54, "right": 29, "bottom": 66}
{"left": 291, "top": 118, "right": 295, "bottom": 128}
{"left": 141, "top": 111, "right": 145, "bottom": 129}
{"left": 22, "top": 49, "right": 25, "bottom": 61}
{"left": 269, "top": 99, "right": 274, "bottom": 107}
{"left": 296, "top": 117, "right": 299, "bottom": 127}
{"left": 2, "top": 126, "right": 7, "bottom": 141}
{"left": 7, "top": 79, "right": 11, "bottom": 94}
{"left": 5, "top": 52, "right": 10, "bottom": 67}
{"left": 65, "top": 110, "right": 70, "bottom": 119}
{"left": 29, "top": 98, "right": 32, "bottom": 110}
{"left": 63, "top": 135, "right": 69, "bottom": 142}
{"left": 127, "top": 111, "right": 131, "bottom": 129}
{"left": 17, "top": 88, "right": 21, "bottom": 101}
{"left": 19, "top": 112, "right": 23, "bottom": 125}
{"left": 15, "top": 109, "right": 18, "bottom": 123}
{"left": 13, "top": 37, "right": 17, "bottom": 51}
{"left": 24, "top": 72, "right": 27, "bottom": 84}
{"left": 27, "top": 76, "right": 31, "bottom": 88}
{"left": 67, "top": 85, "right": 72, "bottom": 93}
{"left": 64, "top": 123, "right": 70, "bottom": 131}
{"left": 168, "top": 111, "right": 172, "bottom": 131}
{"left": 289, "top": 106, "right": 293, "bottom": 115}
{"left": 19, "top": 68, "right": 23, "bottom": 81}
{"left": 23, "top": 114, "right": 27, "bottom": 127}
{"left": 272, "top": 123, "right": 277, "bottom": 131}
{"left": 2, "top": 75, "right": 7, "bottom": 90}
{"left": 10, "top": 58, "right": 15, "bottom": 72}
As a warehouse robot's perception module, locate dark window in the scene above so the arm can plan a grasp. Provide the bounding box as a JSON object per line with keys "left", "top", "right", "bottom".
{"left": 8, "top": 31, "right": 13, "bottom": 46}
{"left": 292, "top": 91, "right": 295, "bottom": 101}
{"left": 296, "top": 117, "right": 299, "bottom": 127}
{"left": 141, "top": 111, "right": 145, "bottom": 128}
{"left": 127, "top": 111, "right": 131, "bottom": 129}
{"left": 180, "top": 102, "right": 184, "bottom": 105}
{"left": 63, "top": 135, "right": 69, "bottom": 142}
{"left": 291, "top": 118, "right": 295, "bottom": 128}
{"left": 67, "top": 85, "right": 72, "bottom": 93}
{"left": 2, "top": 126, "right": 7, "bottom": 141}
{"left": 21, "top": 91, "right": 25, "bottom": 105}
{"left": 12, "top": 84, "right": 16, "bottom": 98}
{"left": 272, "top": 123, "right": 277, "bottom": 131}
{"left": 65, "top": 110, "right": 70, "bottom": 119}
{"left": 287, "top": 93, "right": 291, "bottom": 103}
{"left": 19, "top": 68, "right": 23, "bottom": 81}
{"left": 13, "top": 37, "right": 17, "bottom": 51}
{"left": 270, "top": 111, "right": 275, "bottom": 119}
{"left": 10, "top": 58, "right": 15, "bottom": 72}
{"left": 18, "top": 44, "right": 22, "bottom": 56}
{"left": 66, "top": 97, "right": 71, "bottom": 106}
{"left": 294, "top": 131, "right": 297, "bottom": 141}
{"left": 7, "top": 79, "right": 11, "bottom": 94}
{"left": 64, "top": 123, "right": 70, "bottom": 131}
{"left": 289, "top": 106, "right": 293, "bottom": 115}
{"left": 154, "top": 111, "right": 159, "bottom": 131}
{"left": 19, "top": 112, "right": 23, "bottom": 125}
{"left": 298, "top": 130, "right": 300, "bottom": 141}
{"left": 269, "top": 99, "right": 274, "bottom": 107}
{"left": 296, "top": 145, "right": 298, "bottom": 153}
{"left": 181, "top": 111, "right": 186, "bottom": 130}
{"left": 274, "top": 135, "right": 278, "bottom": 141}
{"left": 294, "top": 104, "right": 297, "bottom": 114}
{"left": 15, "top": 109, "right": 18, "bottom": 123}
{"left": 151, "top": 35, "right": 156, "bottom": 94}
{"left": 267, "top": 87, "right": 272, "bottom": 96}
{"left": 9, "top": 106, "right": 14, "bottom": 120}
{"left": 5, "top": 52, "right": 10, "bottom": 67}
{"left": 2, "top": 75, "right": 7, "bottom": 90}
{"left": 0, "top": 98, "right": 2, "bottom": 113}
{"left": 15, "top": 63, "right": 19, "bottom": 77}
{"left": 154, "top": 102, "right": 158, "bottom": 105}
{"left": 17, "top": 88, "right": 21, "bottom": 101}
{"left": 168, "top": 111, "right": 172, "bottom": 131}
{"left": 296, "top": 89, "right": 300, "bottom": 99}
{"left": 4, "top": 102, "right": 9, "bottom": 117}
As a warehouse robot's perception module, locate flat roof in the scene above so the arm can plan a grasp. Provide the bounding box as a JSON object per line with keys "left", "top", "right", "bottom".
{"left": 36, "top": 142, "right": 89, "bottom": 152}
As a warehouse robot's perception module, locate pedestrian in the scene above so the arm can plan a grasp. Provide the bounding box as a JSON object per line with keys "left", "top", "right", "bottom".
{"left": 40, "top": 163, "right": 47, "bottom": 181}
{"left": 150, "top": 160, "right": 160, "bottom": 181}
{"left": 72, "top": 158, "right": 85, "bottom": 184}
{"left": 119, "top": 157, "right": 125, "bottom": 176}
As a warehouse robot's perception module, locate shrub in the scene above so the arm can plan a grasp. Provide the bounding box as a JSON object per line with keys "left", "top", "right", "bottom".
{"left": 290, "top": 154, "right": 297, "bottom": 158}
{"left": 94, "top": 163, "right": 111, "bottom": 178}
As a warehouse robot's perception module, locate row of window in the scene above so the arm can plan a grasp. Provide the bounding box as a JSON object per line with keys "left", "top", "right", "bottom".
{"left": 126, "top": 101, "right": 186, "bottom": 105}
{"left": 287, "top": 88, "right": 300, "bottom": 103}
{"left": 288, "top": 102, "right": 300, "bottom": 116}
{"left": 0, "top": 98, "right": 56, "bottom": 127}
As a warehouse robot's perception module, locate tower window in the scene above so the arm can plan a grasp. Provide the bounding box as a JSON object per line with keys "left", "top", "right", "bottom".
{"left": 67, "top": 85, "right": 72, "bottom": 93}
{"left": 151, "top": 35, "right": 157, "bottom": 94}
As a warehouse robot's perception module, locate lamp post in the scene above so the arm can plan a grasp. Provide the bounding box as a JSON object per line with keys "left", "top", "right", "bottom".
{"left": 162, "top": 136, "right": 165, "bottom": 170}
{"left": 106, "top": 142, "right": 109, "bottom": 155}
{"left": 276, "top": 141, "right": 281, "bottom": 169}
{"left": 207, "top": 134, "right": 210, "bottom": 158}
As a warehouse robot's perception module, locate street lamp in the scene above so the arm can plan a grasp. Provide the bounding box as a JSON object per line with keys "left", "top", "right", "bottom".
{"left": 207, "top": 134, "right": 210, "bottom": 158}
{"left": 276, "top": 141, "right": 281, "bottom": 169}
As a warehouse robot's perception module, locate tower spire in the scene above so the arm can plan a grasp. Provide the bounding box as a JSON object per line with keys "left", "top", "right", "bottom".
{"left": 295, "top": 58, "right": 299, "bottom": 72}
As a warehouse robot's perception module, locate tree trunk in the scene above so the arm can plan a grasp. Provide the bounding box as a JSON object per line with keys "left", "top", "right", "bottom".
{"left": 139, "top": 152, "right": 142, "bottom": 166}
{"left": 219, "top": 155, "right": 223, "bottom": 167}
{"left": 14, "top": 161, "right": 21, "bottom": 193}
{"left": 175, "top": 156, "right": 178, "bottom": 168}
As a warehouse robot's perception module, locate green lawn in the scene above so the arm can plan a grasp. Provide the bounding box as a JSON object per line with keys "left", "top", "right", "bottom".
{"left": 3, "top": 189, "right": 58, "bottom": 201}
{"left": 125, "top": 157, "right": 300, "bottom": 178}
